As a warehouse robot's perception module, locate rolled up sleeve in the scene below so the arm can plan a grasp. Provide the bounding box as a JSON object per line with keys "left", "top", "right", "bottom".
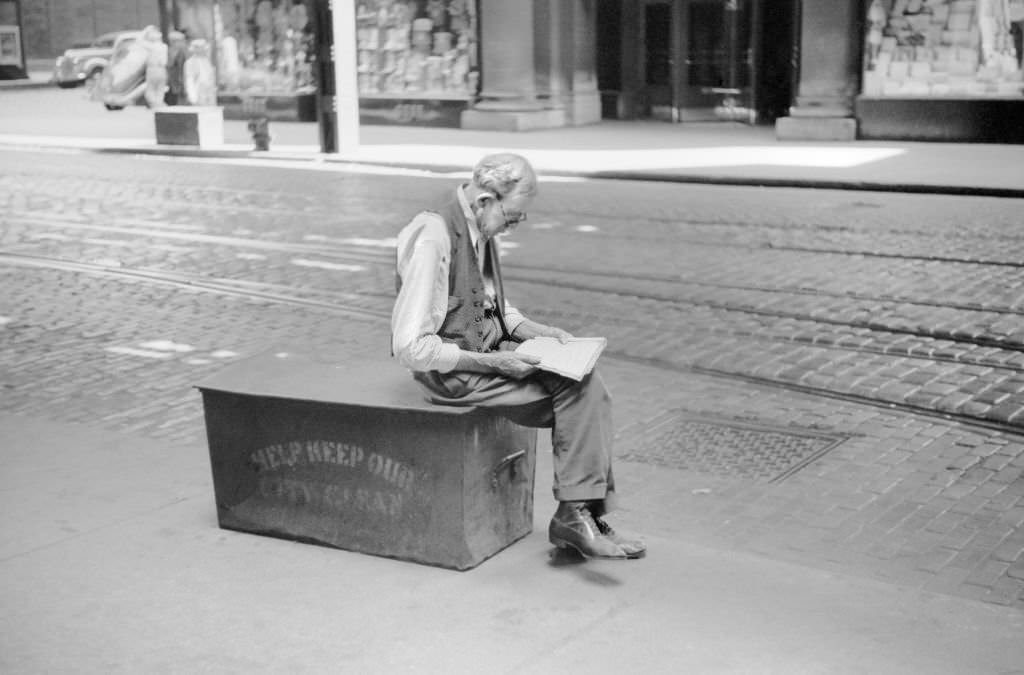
{"left": 392, "top": 216, "right": 462, "bottom": 373}
{"left": 503, "top": 303, "right": 526, "bottom": 336}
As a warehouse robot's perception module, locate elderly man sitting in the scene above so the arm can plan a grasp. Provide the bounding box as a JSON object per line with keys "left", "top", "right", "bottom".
{"left": 392, "top": 152, "right": 646, "bottom": 560}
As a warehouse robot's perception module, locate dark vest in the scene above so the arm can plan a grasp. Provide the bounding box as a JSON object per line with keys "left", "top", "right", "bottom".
{"left": 396, "top": 195, "right": 503, "bottom": 354}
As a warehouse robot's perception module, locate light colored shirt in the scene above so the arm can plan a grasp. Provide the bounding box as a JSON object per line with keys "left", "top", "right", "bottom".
{"left": 392, "top": 186, "right": 526, "bottom": 373}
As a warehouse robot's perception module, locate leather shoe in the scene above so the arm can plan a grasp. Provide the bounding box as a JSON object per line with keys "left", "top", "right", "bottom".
{"left": 593, "top": 515, "right": 646, "bottom": 559}
{"left": 548, "top": 501, "right": 627, "bottom": 559}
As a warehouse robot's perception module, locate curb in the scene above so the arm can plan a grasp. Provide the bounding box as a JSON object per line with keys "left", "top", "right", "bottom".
{"left": 0, "top": 79, "right": 53, "bottom": 91}
{"left": 5, "top": 137, "right": 1024, "bottom": 199}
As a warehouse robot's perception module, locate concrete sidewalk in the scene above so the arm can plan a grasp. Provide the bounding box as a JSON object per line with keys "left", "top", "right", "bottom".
{"left": 2, "top": 85, "right": 1024, "bottom": 196}
{"left": 2, "top": 410, "right": 1023, "bottom": 674}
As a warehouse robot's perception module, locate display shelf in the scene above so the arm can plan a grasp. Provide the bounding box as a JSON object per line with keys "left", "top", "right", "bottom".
{"left": 356, "top": 0, "right": 478, "bottom": 100}
{"left": 863, "top": 0, "right": 1022, "bottom": 98}
{"left": 359, "top": 91, "right": 473, "bottom": 101}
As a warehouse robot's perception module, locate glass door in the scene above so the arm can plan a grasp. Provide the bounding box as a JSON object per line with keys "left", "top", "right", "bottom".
{"left": 641, "top": 0, "right": 676, "bottom": 120}
{"left": 680, "top": 0, "right": 754, "bottom": 122}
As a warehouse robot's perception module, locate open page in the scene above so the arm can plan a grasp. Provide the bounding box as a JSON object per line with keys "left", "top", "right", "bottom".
{"left": 514, "top": 337, "right": 607, "bottom": 381}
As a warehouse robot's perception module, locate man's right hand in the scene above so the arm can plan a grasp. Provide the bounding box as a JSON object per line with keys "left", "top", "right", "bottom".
{"left": 480, "top": 351, "right": 540, "bottom": 379}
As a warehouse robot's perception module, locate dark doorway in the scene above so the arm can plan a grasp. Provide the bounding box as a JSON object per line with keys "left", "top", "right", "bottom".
{"left": 596, "top": 0, "right": 796, "bottom": 124}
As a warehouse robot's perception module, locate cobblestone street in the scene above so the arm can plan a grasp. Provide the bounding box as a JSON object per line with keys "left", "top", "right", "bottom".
{"left": 2, "top": 147, "right": 1024, "bottom": 617}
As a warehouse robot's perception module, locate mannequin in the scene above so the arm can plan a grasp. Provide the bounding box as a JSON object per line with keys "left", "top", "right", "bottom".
{"left": 142, "top": 25, "right": 168, "bottom": 108}
{"left": 867, "top": 0, "right": 888, "bottom": 69}
{"left": 165, "top": 30, "right": 189, "bottom": 105}
{"left": 184, "top": 39, "right": 217, "bottom": 106}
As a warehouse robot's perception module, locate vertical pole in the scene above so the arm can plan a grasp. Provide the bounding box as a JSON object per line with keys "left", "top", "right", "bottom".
{"left": 157, "top": 0, "right": 170, "bottom": 41}
{"left": 16, "top": 0, "right": 27, "bottom": 76}
{"left": 748, "top": 0, "right": 760, "bottom": 124}
{"left": 671, "top": 0, "right": 681, "bottom": 119}
{"left": 331, "top": 0, "right": 359, "bottom": 155}
{"left": 726, "top": 0, "right": 739, "bottom": 91}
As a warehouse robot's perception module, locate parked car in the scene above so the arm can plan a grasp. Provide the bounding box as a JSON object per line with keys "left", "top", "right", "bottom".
{"left": 53, "top": 30, "right": 142, "bottom": 89}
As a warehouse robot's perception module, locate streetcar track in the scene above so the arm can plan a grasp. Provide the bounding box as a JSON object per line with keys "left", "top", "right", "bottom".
{"left": 522, "top": 230, "right": 1024, "bottom": 267}
{"left": 3, "top": 249, "right": 1022, "bottom": 371}
{"left": 6, "top": 214, "right": 1023, "bottom": 353}
{"left": 11, "top": 209, "right": 1024, "bottom": 273}
{"left": 514, "top": 274, "right": 1024, "bottom": 352}
{"left": 0, "top": 252, "right": 390, "bottom": 321}
{"left": 606, "top": 350, "right": 1024, "bottom": 437}
{"left": 507, "top": 264, "right": 1024, "bottom": 316}
{"left": 8, "top": 194, "right": 1024, "bottom": 265}
{"left": 4, "top": 250, "right": 1023, "bottom": 435}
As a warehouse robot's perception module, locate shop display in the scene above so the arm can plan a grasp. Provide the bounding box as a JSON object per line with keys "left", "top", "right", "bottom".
{"left": 214, "top": 0, "right": 316, "bottom": 96}
{"left": 185, "top": 38, "right": 218, "bottom": 105}
{"left": 863, "top": 0, "right": 1023, "bottom": 97}
{"left": 356, "top": 0, "right": 478, "bottom": 97}
{"left": 143, "top": 25, "right": 169, "bottom": 108}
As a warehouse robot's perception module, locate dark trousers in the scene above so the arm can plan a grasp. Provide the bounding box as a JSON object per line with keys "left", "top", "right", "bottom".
{"left": 412, "top": 332, "right": 617, "bottom": 511}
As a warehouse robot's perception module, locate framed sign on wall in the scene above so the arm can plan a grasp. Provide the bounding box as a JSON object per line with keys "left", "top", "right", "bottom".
{"left": 0, "top": 25, "right": 21, "bottom": 65}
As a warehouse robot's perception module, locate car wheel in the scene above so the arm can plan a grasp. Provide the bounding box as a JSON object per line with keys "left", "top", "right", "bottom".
{"left": 104, "top": 104, "right": 124, "bottom": 111}
{"left": 56, "top": 81, "right": 79, "bottom": 89}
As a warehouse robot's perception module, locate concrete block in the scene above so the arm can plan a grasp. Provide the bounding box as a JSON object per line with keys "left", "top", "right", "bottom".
{"left": 564, "top": 91, "right": 602, "bottom": 126}
{"left": 460, "top": 107, "right": 567, "bottom": 132}
{"left": 775, "top": 116, "right": 858, "bottom": 141}
{"left": 154, "top": 106, "right": 224, "bottom": 147}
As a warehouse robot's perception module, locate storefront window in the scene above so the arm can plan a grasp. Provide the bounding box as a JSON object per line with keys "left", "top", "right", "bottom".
{"left": 863, "top": 0, "right": 1024, "bottom": 97}
{"left": 213, "top": 0, "right": 317, "bottom": 96}
{"left": 355, "top": 0, "right": 478, "bottom": 98}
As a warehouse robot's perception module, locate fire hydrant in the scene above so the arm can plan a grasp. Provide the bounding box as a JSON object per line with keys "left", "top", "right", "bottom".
{"left": 247, "top": 115, "right": 271, "bottom": 151}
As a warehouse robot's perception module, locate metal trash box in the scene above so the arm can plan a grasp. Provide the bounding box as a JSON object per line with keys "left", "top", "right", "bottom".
{"left": 195, "top": 353, "right": 537, "bottom": 570}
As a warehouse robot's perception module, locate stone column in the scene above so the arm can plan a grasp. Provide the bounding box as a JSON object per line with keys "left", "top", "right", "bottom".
{"left": 529, "top": 0, "right": 601, "bottom": 126}
{"left": 775, "top": 0, "right": 860, "bottom": 140}
{"left": 461, "top": 0, "right": 567, "bottom": 131}
{"left": 568, "top": 0, "right": 601, "bottom": 125}
{"left": 618, "top": 1, "right": 641, "bottom": 120}
{"left": 533, "top": 0, "right": 572, "bottom": 109}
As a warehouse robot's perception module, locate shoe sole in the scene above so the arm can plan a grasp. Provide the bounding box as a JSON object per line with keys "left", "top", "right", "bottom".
{"left": 549, "top": 536, "right": 631, "bottom": 560}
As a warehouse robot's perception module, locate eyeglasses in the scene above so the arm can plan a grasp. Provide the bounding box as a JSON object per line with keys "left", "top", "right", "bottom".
{"left": 498, "top": 201, "right": 527, "bottom": 229}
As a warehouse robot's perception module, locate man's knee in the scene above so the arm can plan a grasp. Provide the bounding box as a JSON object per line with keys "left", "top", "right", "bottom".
{"left": 585, "top": 369, "right": 612, "bottom": 405}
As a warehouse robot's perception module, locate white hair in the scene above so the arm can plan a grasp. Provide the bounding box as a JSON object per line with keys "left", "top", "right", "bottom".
{"left": 472, "top": 153, "right": 538, "bottom": 199}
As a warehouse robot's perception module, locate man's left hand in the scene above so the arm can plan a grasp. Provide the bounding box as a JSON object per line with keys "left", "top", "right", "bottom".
{"left": 544, "top": 327, "right": 574, "bottom": 344}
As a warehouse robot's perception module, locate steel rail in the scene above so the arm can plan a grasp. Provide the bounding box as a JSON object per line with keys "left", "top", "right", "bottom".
{"left": 2, "top": 249, "right": 1022, "bottom": 435}
{"left": 0, "top": 251, "right": 391, "bottom": 321}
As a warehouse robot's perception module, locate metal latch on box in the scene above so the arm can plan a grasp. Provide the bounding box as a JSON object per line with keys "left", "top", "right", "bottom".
{"left": 491, "top": 450, "right": 527, "bottom": 488}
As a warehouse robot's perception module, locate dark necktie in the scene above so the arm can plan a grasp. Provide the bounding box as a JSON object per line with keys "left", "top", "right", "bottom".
{"left": 483, "top": 239, "right": 510, "bottom": 339}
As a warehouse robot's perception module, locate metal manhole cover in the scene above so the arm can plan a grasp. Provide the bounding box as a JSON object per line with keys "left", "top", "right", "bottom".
{"left": 619, "top": 414, "right": 848, "bottom": 483}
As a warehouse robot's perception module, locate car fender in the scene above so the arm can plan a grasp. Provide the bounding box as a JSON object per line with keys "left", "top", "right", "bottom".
{"left": 80, "top": 55, "right": 110, "bottom": 76}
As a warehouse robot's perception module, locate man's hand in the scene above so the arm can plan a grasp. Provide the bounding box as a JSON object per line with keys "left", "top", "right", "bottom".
{"left": 544, "top": 327, "right": 574, "bottom": 344}
{"left": 481, "top": 351, "right": 541, "bottom": 379}
{"left": 512, "top": 319, "right": 574, "bottom": 344}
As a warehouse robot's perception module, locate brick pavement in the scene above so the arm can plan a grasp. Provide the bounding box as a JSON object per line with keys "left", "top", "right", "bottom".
{"left": 2, "top": 261, "right": 1023, "bottom": 608}
{"left": 2, "top": 149, "right": 1023, "bottom": 609}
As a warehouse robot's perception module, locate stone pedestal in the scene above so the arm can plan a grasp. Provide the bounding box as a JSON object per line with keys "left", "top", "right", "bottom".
{"left": 777, "top": 107, "right": 858, "bottom": 141}
{"left": 154, "top": 106, "right": 224, "bottom": 147}
{"left": 774, "top": 0, "right": 859, "bottom": 141}
{"left": 464, "top": 100, "right": 569, "bottom": 131}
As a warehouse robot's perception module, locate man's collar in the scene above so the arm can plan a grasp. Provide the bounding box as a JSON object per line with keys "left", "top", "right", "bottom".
{"left": 457, "top": 184, "right": 482, "bottom": 247}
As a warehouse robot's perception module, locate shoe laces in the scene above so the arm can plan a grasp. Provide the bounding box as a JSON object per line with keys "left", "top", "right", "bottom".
{"left": 593, "top": 515, "right": 616, "bottom": 537}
